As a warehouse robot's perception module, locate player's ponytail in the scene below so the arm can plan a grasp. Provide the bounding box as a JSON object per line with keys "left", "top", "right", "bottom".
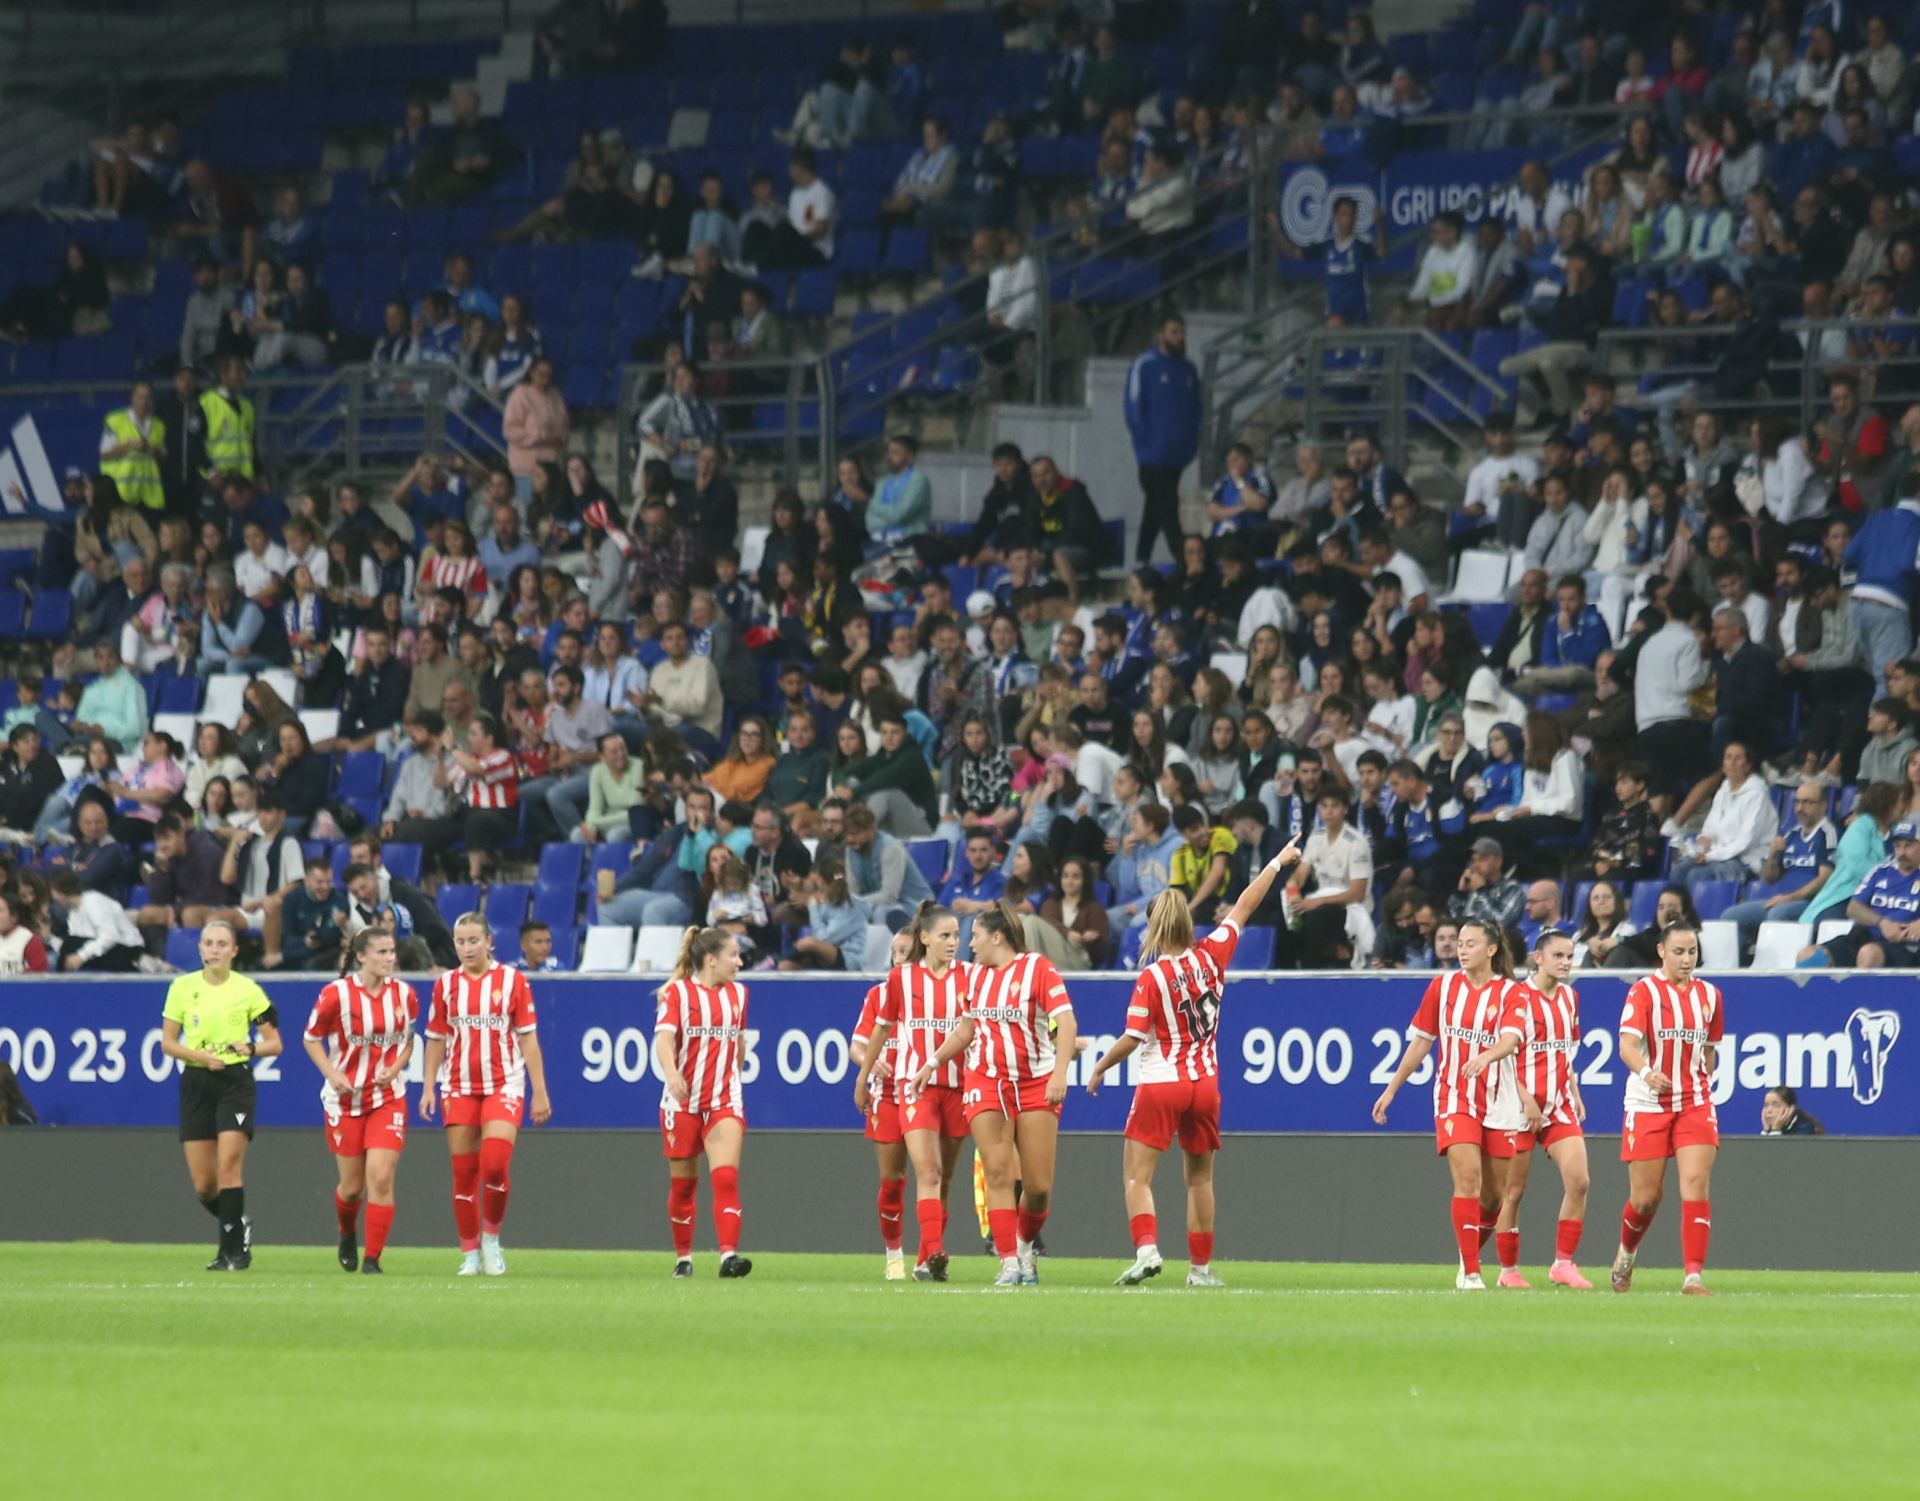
{"left": 974, "top": 899, "right": 1027, "bottom": 955}
{"left": 1139, "top": 888, "right": 1193, "bottom": 965}
{"left": 666, "top": 925, "right": 732, "bottom": 986}
{"left": 903, "top": 900, "right": 954, "bottom": 965}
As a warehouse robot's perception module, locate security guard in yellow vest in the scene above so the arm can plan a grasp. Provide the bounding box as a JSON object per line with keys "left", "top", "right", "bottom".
{"left": 199, "top": 354, "right": 256, "bottom": 485}
{"left": 99, "top": 380, "right": 168, "bottom": 512}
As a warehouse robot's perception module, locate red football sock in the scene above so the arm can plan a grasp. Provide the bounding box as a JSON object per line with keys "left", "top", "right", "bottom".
{"left": 364, "top": 1202, "right": 394, "bottom": 1259}
{"left": 988, "top": 1207, "right": 1018, "bottom": 1258}
{"left": 711, "top": 1165, "right": 742, "bottom": 1254}
{"left": 668, "top": 1176, "right": 698, "bottom": 1257}
{"left": 450, "top": 1152, "right": 481, "bottom": 1251}
{"left": 1681, "top": 1199, "right": 1711, "bottom": 1275}
{"left": 1016, "top": 1206, "right": 1048, "bottom": 1246}
{"left": 334, "top": 1191, "right": 362, "bottom": 1237}
{"left": 877, "top": 1178, "right": 906, "bottom": 1251}
{"left": 1130, "top": 1212, "right": 1158, "bottom": 1249}
{"left": 1451, "top": 1197, "right": 1482, "bottom": 1275}
{"left": 478, "top": 1136, "right": 514, "bottom": 1236}
{"left": 1478, "top": 1206, "right": 1498, "bottom": 1250}
{"left": 1555, "top": 1217, "right": 1584, "bottom": 1260}
{"left": 1495, "top": 1230, "right": 1520, "bottom": 1270}
{"left": 1187, "top": 1232, "right": 1214, "bottom": 1267}
{"left": 915, "top": 1198, "right": 945, "bottom": 1262}
{"left": 1620, "top": 1201, "right": 1655, "bottom": 1254}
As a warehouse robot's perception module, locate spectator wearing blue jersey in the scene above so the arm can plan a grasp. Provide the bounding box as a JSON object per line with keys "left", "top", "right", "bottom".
{"left": 1723, "top": 783, "right": 1838, "bottom": 956}
{"left": 1383, "top": 758, "right": 1460, "bottom": 893}
{"left": 1518, "top": 575, "right": 1610, "bottom": 697}
{"left": 414, "top": 290, "right": 461, "bottom": 364}
{"left": 940, "top": 828, "right": 1006, "bottom": 954}
{"left": 1276, "top": 195, "right": 1378, "bottom": 328}
{"left": 867, "top": 434, "right": 933, "bottom": 548}
{"left": 1799, "top": 820, "right": 1920, "bottom": 969}
{"left": 1844, "top": 487, "right": 1920, "bottom": 694}
{"left": 1125, "top": 313, "right": 1201, "bottom": 566}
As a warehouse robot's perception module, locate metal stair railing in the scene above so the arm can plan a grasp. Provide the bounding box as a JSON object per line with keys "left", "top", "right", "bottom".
{"left": 613, "top": 353, "right": 833, "bottom": 498}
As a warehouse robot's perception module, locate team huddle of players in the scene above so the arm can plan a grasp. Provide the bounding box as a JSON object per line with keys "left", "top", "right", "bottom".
{"left": 214, "top": 848, "right": 1723, "bottom": 1292}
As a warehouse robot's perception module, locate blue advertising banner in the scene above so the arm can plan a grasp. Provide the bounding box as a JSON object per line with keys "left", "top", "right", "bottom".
{"left": 0, "top": 972, "right": 1911, "bottom": 1137}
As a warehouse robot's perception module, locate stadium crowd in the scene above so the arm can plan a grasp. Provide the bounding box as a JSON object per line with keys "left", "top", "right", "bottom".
{"left": 5, "top": 0, "right": 1920, "bottom": 978}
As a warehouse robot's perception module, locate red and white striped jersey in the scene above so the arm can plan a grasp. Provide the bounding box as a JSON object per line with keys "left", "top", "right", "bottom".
{"left": 963, "top": 953, "right": 1073, "bottom": 1083}
{"left": 459, "top": 748, "right": 519, "bottom": 810}
{"left": 1127, "top": 918, "right": 1239, "bottom": 1083}
{"left": 656, "top": 978, "right": 748, "bottom": 1113}
{"left": 1408, "top": 971, "right": 1516, "bottom": 1121}
{"left": 426, "top": 963, "right": 537, "bottom": 1098}
{"left": 305, "top": 974, "right": 420, "bottom": 1115}
{"left": 879, "top": 962, "right": 970, "bottom": 1091}
{"left": 1620, "top": 975, "right": 1723, "bottom": 1113}
{"left": 1501, "top": 980, "right": 1581, "bottom": 1116}
{"left": 852, "top": 982, "right": 899, "bottom": 1101}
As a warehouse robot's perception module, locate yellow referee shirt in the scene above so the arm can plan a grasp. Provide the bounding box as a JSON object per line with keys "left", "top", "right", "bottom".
{"left": 163, "top": 972, "right": 274, "bottom": 1067}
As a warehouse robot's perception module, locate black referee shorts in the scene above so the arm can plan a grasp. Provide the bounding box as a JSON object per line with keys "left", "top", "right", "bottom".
{"left": 179, "top": 1066, "right": 258, "bottom": 1142}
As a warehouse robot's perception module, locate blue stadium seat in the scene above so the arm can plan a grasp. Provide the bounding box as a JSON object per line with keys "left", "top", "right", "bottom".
{"left": 166, "top": 928, "right": 205, "bottom": 970}
{"left": 1467, "top": 603, "right": 1509, "bottom": 648}
{"left": 338, "top": 751, "right": 383, "bottom": 798}
{"left": 538, "top": 842, "right": 587, "bottom": 889}
{"left": 156, "top": 676, "right": 203, "bottom": 714}
{"left": 26, "top": 590, "right": 70, "bottom": 640}
{"left": 881, "top": 227, "right": 928, "bottom": 274}
{"left": 490, "top": 925, "right": 523, "bottom": 965}
{"left": 548, "top": 926, "right": 582, "bottom": 969}
{"left": 1690, "top": 880, "right": 1742, "bottom": 922}
{"left": 1629, "top": 883, "right": 1665, "bottom": 930}
{"left": 835, "top": 230, "right": 883, "bottom": 275}
{"left": 790, "top": 269, "right": 835, "bottom": 318}
{"left": 437, "top": 882, "right": 481, "bottom": 925}
{"left": 533, "top": 881, "right": 578, "bottom": 928}
{"left": 0, "top": 592, "right": 23, "bottom": 637}
{"left": 905, "top": 838, "right": 947, "bottom": 889}
{"left": 1229, "top": 926, "right": 1277, "bottom": 970}
{"left": 383, "top": 843, "right": 423, "bottom": 885}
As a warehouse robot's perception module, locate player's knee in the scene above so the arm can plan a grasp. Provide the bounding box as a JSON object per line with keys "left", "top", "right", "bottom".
{"left": 1564, "top": 1168, "right": 1591, "bottom": 1199}
{"left": 1021, "top": 1186, "right": 1050, "bottom": 1214}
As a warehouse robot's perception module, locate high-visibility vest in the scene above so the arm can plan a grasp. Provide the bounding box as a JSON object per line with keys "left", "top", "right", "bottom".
{"left": 99, "top": 408, "right": 167, "bottom": 510}
{"left": 200, "top": 387, "right": 255, "bottom": 479}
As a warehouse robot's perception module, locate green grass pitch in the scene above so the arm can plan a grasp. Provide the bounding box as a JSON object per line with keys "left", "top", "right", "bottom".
{"left": 6, "top": 1244, "right": 1919, "bottom": 1499}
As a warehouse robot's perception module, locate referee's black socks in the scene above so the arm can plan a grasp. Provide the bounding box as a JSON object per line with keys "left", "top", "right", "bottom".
{"left": 198, "top": 1192, "right": 220, "bottom": 1218}
{"left": 218, "top": 1188, "right": 245, "bottom": 1258}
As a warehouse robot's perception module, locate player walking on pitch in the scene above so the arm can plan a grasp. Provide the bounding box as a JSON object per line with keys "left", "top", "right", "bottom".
{"left": 160, "top": 919, "right": 283, "bottom": 1271}
{"left": 853, "top": 902, "right": 973, "bottom": 1281}
{"left": 420, "top": 914, "right": 553, "bottom": 1276}
{"left": 1612, "top": 920, "right": 1722, "bottom": 1295}
{"left": 303, "top": 927, "right": 419, "bottom": 1274}
{"left": 1371, "top": 917, "right": 1518, "bottom": 1290}
{"left": 850, "top": 930, "right": 915, "bottom": 1279}
{"left": 1462, "top": 929, "right": 1593, "bottom": 1289}
{"left": 1086, "top": 837, "right": 1301, "bottom": 1287}
{"left": 911, "top": 900, "right": 1078, "bottom": 1288}
{"left": 655, "top": 926, "right": 753, "bottom": 1279}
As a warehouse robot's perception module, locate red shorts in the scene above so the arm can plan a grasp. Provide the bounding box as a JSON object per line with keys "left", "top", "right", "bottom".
{"left": 441, "top": 1092, "right": 524, "bottom": 1130}
{"left": 660, "top": 1105, "right": 744, "bottom": 1160}
{"left": 326, "top": 1102, "right": 409, "bottom": 1156}
{"left": 963, "top": 1071, "right": 1059, "bottom": 1124}
{"left": 900, "top": 1084, "right": 969, "bottom": 1138}
{"left": 1434, "top": 1113, "right": 1498, "bottom": 1156}
{"left": 1124, "top": 1077, "right": 1222, "bottom": 1154}
{"left": 1621, "top": 1101, "right": 1719, "bottom": 1162}
{"left": 1504, "top": 1103, "right": 1584, "bottom": 1154}
{"left": 865, "top": 1092, "right": 903, "bottom": 1144}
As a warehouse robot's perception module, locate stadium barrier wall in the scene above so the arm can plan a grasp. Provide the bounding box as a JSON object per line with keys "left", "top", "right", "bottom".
{"left": 4, "top": 973, "right": 1914, "bottom": 1270}
{"left": 0, "top": 972, "right": 1909, "bottom": 1134}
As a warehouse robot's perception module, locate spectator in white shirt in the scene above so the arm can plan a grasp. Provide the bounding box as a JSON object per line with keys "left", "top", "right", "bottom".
{"left": 1405, "top": 211, "right": 1479, "bottom": 331}
{"left": 1488, "top": 710, "right": 1585, "bottom": 870}
{"left": 1523, "top": 473, "right": 1596, "bottom": 580}
{"left": 1461, "top": 413, "right": 1540, "bottom": 551}
{"left": 233, "top": 519, "right": 290, "bottom": 606}
{"left": 49, "top": 871, "right": 148, "bottom": 972}
{"left": 1747, "top": 415, "right": 1827, "bottom": 530}
{"left": 1668, "top": 740, "right": 1778, "bottom": 885}
{"left": 985, "top": 230, "right": 1039, "bottom": 333}
{"left": 1357, "top": 527, "right": 1431, "bottom": 613}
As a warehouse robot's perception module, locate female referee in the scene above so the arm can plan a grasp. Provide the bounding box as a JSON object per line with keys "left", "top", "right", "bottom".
{"left": 853, "top": 902, "right": 972, "bottom": 1282}
{"left": 850, "top": 929, "right": 914, "bottom": 1279}
{"left": 160, "top": 919, "right": 283, "bottom": 1271}
{"left": 1085, "top": 836, "right": 1299, "bottom": 1287}
{"left": 911, "top": 900, "right": 1077, "bottom": 1289}
{"left": 1370, "top": 916, "right": 1518, "bottom": 1290}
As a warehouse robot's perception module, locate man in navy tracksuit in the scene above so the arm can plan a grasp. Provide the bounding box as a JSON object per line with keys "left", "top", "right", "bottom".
{"left": 1124, "top": 313, "right": 1201, "bottom": 566}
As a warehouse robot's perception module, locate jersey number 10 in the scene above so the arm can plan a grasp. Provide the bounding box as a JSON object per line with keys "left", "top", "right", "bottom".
{"left": 1176, "top": 993, "right": 1220, "bottom": 1040}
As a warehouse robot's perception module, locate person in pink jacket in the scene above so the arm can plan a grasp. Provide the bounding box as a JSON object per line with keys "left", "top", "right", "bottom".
{"left": 502, "top": 356, "right": 569, "bottom": 500}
